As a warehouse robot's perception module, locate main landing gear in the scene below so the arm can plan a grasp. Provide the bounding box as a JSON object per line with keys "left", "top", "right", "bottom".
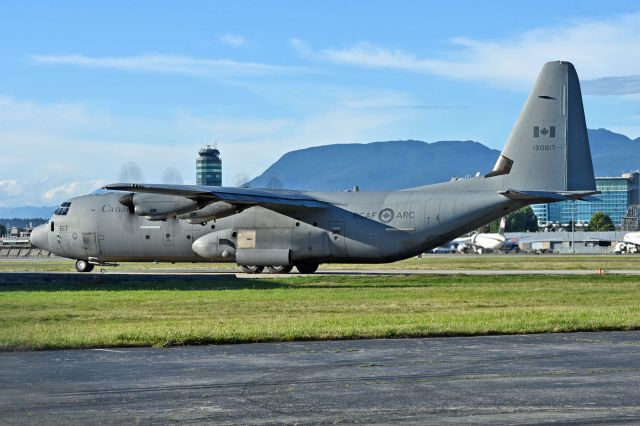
{"left": 295, "top": 263, "right": 319, "bottom": 274}
{"left": 238, "top": 263, "right": 319, "bottom": 274}
{"left": 239, "top": 265, "right": 264, "bottom": 274}
{"left": 266, "top": 265, "right": 294, "bottom": 274}
{"left": 75, "top": 259, "right": 94, "bottom": 273}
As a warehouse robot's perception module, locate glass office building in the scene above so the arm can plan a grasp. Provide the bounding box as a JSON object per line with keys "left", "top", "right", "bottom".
{"left": 532, "top": 172, "right": 640, "bottom": 227}
{"left": 196, "top": 145, "right": 222, "bottom": 186}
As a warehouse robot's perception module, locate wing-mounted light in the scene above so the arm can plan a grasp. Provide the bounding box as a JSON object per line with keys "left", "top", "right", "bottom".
{"left": 177, "top": 201, "right": 239, "bottom": 224}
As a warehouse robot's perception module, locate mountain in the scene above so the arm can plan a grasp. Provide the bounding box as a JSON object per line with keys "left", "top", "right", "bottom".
{"left": 0, "top": 206, "right": 55, "bottom": 220}
{"left": 588, "top": 128, "right": 640, "bottom": 176}
{"left": 249, "top": 129, "right": 640, "bottom": 191}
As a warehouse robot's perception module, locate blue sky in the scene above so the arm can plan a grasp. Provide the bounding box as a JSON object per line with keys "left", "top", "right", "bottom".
{"left": 1, "top": 0, "right": 640, "bottom": 206}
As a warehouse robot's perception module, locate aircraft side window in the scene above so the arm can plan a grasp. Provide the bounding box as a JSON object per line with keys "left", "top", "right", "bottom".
{"left": 50, "top": 221, "right": 54, "bottom": 232}
{"left": 53, "top": 202, "right": 72, "bottom": 216}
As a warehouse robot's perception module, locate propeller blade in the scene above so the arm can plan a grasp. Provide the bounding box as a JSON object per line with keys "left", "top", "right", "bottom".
{"left": 161, "top": 167, "right": 184, "bottom": 185}
{"left": 117, "top": 162, "right": 145, "bottom": 183}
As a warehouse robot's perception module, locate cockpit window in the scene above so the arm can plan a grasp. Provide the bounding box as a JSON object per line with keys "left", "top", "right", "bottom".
{"left": 53, "top": 201, "right": 72, "bottom": 216}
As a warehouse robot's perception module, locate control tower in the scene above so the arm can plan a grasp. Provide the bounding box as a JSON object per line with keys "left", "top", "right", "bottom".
{"left": 196, "top": 145, "right": 222, "bottom": 186}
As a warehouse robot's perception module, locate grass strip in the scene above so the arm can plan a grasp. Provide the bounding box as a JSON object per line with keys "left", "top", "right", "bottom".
{"left": 1, "top": 274, "right": 639, "bottom": 351}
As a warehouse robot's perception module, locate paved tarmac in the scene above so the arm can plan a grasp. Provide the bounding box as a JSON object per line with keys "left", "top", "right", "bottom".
{"left": 1, "top": 331, "right": 640, "bottom": 424}
{"left": 1, "top": 268, "right": 639, "bottom": 284}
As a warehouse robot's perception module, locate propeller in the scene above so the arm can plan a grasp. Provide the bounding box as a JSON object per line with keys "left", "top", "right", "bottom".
{"left": 117, "top": 162, "right": 145, "bottom": 183}
{"left": 161, "top": 167, "right": 184, "bottom": 185}
{"left": 114, "top": 163, "right": 185, "bottom": 234}
{"left": 117, "top": 162, "right": 185, "bottom": 185}
{"left": 232, "top": 172, "right": 251, "bottom": 188}
{"left": 267, "top": 176, "right": 283, "bottom": 190}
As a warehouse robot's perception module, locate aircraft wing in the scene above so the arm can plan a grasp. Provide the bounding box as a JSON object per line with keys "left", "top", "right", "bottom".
{"left": 103, "top": 183, "right": 328, "bottom": 209}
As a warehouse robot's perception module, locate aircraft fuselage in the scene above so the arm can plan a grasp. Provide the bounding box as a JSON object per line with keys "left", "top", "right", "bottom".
{"left": 36, "top": 179, "right": 519, "bottom": 265}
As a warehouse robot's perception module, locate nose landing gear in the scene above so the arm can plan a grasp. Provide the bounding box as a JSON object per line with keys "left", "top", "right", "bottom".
{"left": 75, "top": 259, "right": 94, "bottom": 273}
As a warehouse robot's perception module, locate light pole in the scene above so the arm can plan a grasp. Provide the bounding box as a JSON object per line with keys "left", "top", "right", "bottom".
{"left": 571, "top": 200, "right": 575, "bottom": 254}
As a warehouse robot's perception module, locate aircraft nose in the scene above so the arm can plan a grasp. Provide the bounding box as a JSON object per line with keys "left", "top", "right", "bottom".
{"left": 30, "top": 224, "right": 48, "bottom": 250}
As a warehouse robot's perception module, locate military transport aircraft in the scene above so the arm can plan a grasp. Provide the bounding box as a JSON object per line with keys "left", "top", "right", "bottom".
{"left": 31, "top": 61, "right": 597, "bottom": 273}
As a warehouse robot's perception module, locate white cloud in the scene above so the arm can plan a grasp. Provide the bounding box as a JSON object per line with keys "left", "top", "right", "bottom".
{"left": 0, "top": 92, "right": 415, "bottom": 206}
{"left": 291, "top": 12, "right": 640, "bottom": 93}
{"left": 31, "top": 53, "right": 299, "bottom": 77}
{"left": 41, "top": 179, "right": 108, "bottom": 203}
{"left": 0, "top": 180, "right": 25, "bottom": 197}
{"left": 581, "top": 75, "right": 640, "bottom": 96}
{"left": 173, "top": 114, "right": 292, "bottom": 142}
{"left": 0, "top": 96, "right": 103, "bottom": 135}
{"left": 219, "top": 34, "right": 246, "bottom": 47}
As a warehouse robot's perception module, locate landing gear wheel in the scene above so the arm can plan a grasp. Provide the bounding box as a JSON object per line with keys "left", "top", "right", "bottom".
{"left": 295, "top": 263, "right": 319, "bottom": 274}
{"left": 239, "top": 265, "right": 264, "bottom": 274}
{"left": 75, "top": 259, "right": 94, "bottom": 273}
{"left": 266, "top": 265, "right": 293, "bottom": 274}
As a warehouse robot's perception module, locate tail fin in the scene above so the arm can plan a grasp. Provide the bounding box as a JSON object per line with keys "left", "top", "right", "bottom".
{"left": 487, "top": 61, "right": 596, "bottom": 194}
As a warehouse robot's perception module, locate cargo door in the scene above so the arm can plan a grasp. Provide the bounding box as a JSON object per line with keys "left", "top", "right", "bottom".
{"left": 327, "top": 220, "right": 347, "bottom": 258}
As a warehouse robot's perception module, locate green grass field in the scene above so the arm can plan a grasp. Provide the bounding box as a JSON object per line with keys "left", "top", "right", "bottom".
{"left": 1, "top": 274, "right": 639, "bottom": 351}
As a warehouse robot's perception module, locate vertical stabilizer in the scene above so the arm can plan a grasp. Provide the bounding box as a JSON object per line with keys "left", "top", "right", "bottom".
{"left": 488, "top": 61, "right": 595, "bottom": 192}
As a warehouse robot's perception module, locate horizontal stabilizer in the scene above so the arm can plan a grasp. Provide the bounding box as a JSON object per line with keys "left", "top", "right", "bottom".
{"left": 499, "top": 189, "right": 599, "bottom": 203}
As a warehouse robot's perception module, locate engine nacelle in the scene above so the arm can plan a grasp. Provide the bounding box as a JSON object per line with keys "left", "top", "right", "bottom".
{"left": 119, "top": 193, "right": 198, "bottom": 218}
{"left": 191, "top": 229, "right": 236, "bottom": 259}
{"left": 177, "top": 201, "right": 238, "bottom": 224}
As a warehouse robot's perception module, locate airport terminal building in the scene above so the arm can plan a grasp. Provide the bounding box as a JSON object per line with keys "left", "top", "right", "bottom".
{"left": 532, "top": 172, "right": 640, "bottom": 228}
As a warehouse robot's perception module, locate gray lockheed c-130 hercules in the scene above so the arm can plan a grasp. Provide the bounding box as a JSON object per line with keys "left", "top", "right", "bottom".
{"left": 31, "top": 61, "right": 597, "bottom": 273}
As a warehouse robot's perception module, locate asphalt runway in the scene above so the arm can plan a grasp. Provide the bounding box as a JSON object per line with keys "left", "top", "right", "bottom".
{"left": 1, "top": 268, "right": 640, "bottom": 284}
{"left": 1, "top": 332, "right": 640, "bottom": 424}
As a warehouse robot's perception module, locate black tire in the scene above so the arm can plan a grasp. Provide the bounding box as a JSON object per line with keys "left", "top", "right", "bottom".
{"left": 266, "top": 265, "right": 293, "bottom": 274}
{"left": 239, "top": 265, "right": 264, "bottom": 274}
{"left": 75, "top": 259, "right": 94, "bottom": 273}
{"left": 295, "top": 263, "right": 319, "bottom": 274}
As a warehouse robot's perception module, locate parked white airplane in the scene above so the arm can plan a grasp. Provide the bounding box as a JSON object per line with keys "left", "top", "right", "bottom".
{"left": 614, "top": 232, "right": 640, "bottom": 254}
{"left": 454, "top": 218, "right": 507, "bottom": 254}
